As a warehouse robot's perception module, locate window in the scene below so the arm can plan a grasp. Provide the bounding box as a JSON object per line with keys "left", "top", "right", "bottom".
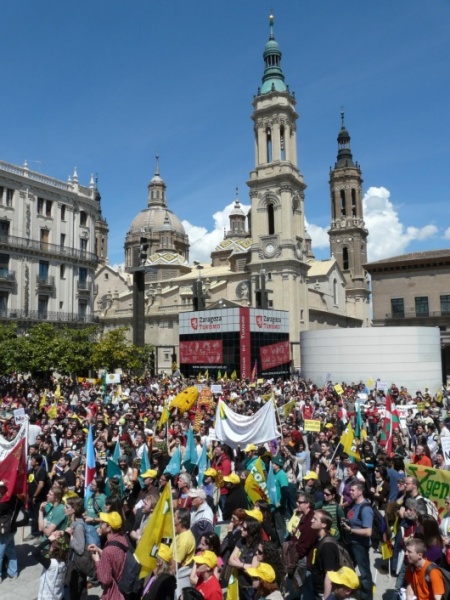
{"left": 340, "top": 190, "right": 346, "bottom": 216}
{"left": 40, "top": 228, "right": 49, "bottom": 250}
{"left": 415, "top": 296, "right": 429, "bottom": 317}
{"left": 38, "top": 295, "right": 48, "bottom": 319}
{"left": 80, "top": 211, "right": 87, "bottom": 226}
{"left": 79, "top": 267, "right": 87, "bottom": 285}
{"left": 351, "top": 189, "right": 357, "bottom": 216}
{"left": 61, "top": 205, "right": 66, "bottom": 220}
{"left": 60, "top": 264, "right": 65, "bottom": 279}
{"left": 266, "top": 128, "right": 272, "bottom": 162}
{"left": 60, "top": 233, "right": 66, "bottom": 248}
{"left": 80, "top": 238, "right": 88, "bottom": 254}
{"left": 45, "top": 200, "right": 52, "bottom": 217}
{"left": 0, "top": 253, "right": 9, "bottom": 278}
{"left": 39, "top": 261, "right": 49, "bottom": 283}
{"left": 0, "top": 292, "right": 8, "bottom": 316}
{"left": 441, "top": 295, "right": 450, "bottom": 316}
{"left": 267, "top": 203, "right": 275, "bottom": 235}
{"left": 0, "top": 220, "right": 9, "bottom": 239}
{"left": 78, "top": 301, "right": 87, "bottom": 321}
{"left": 391, "top": 298, "right": 404, "bottom": 318}
{"left": 6, "top": 189, "right": 13, "bottom": 207}
{"left": 37, "top": 197, "right": 44, "bottom": 215}
{"left": 342, "top": 246, "right": 349, "bottom": 270}
{"left": 333, "top": 278, "right": 338, "bottom": 305}
{"left": 0, "top": 186, "right": 3, "bottom": 204}
{"left": 280, "top": 125, "right": 286, "bottom": 160}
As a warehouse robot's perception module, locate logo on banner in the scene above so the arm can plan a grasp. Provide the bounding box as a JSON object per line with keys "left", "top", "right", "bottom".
{"left": 191, "top": 318, "right": 198, "bottom": 330}
{"left": 256, "top": 315, "right": 263, "bottom": 329}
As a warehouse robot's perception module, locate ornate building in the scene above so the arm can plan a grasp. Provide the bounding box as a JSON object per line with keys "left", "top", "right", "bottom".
{"left": 95, "top": 16, "right": 371, "bottom": 372}
{"left": 0, "top": 161, "right": 105, "bottom": 325}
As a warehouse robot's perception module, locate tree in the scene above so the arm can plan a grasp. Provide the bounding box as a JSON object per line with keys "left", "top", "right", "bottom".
{"left": 90, "top": 327, "right": 144, "bottom": 372}
{"left": 54, "top": 325, "right": 98, "bottom": 377}
{"left": 13, "top": 323, "right": 60, "bottom": 378}
{"left": 0, "top": 322, "right": 19, "bottom": 376}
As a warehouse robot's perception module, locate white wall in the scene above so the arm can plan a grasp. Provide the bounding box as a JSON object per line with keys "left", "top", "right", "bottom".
{"left": 300, "top": 327, "right": 442, "bottom": 392}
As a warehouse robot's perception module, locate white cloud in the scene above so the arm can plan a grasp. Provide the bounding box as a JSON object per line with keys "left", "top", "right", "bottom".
{"left": 305, "top": 220, "right": 329, "bottom": 249}
{"left": 444, "top": 227, "right": 450, "bottom": 240}
{"left": 363, "top": 187, "right": 438, "bottom": 261}
{"left": 183, "top": 200, "right": 250, "bottom": 263}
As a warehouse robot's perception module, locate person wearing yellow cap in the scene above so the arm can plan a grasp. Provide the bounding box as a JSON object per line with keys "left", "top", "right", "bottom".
{"left": 141, "top": 543, "right": 176, "bottom": 600}
{"left": 222, "top": 473, "right": 249, "bottom": 521}
{"left": 87, "top": 511, "right": 131, "bottom": 599}
{"left": 246, "top": 562, "right": 283, "bottom": 600}
{"left": 325, "top": 566, "right": 360, "bottom": 599}
{"left": 243, "top": 443, "right": 259, "bottom": 470}
{"left": 192, "top": 551, "right": 222, "bottom": 600}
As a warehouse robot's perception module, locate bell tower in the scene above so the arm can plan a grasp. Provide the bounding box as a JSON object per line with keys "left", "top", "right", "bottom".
{"left": 247, "top": 15, "right": 310, "bottom": 365}
{"left": 328, "top": 113, "right": 370, "bottom": 323}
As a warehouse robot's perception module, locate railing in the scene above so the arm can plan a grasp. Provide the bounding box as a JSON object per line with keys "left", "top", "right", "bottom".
{"left": 0, "top": 269, "right": 15, "bottom": 282}
{"left": 77, "top": 281, "right": 92, "bottom": 291}
{"left": 385, "top": 310, "right": 450, "bottom": 319}
{"left": 0, "top": 308, "right": 99, "bottom": 323}
{"left": 0, "top": 233, "right": 98, "bottom": 262}
{"left": 36, "top": 274, "right": 55, "bottom": 287}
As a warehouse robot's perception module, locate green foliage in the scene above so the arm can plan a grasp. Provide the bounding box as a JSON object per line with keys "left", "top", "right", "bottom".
{"left": 0, "top": 322, "right": 20, "bottom": 375}
{"left": 90, "top": 327, "right": 147, "bottom": 372}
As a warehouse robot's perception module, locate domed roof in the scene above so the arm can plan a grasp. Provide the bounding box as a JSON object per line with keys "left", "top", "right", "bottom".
{"left": 127, "top": 206, "right": 186, "bottom": 237}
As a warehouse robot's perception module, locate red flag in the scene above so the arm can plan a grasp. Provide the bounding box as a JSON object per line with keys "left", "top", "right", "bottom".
{"left": 380, "top": 395, "right": 401, "bottom": 454}
{"left": 0, "top": 424, "right": 27, "bottom": 502}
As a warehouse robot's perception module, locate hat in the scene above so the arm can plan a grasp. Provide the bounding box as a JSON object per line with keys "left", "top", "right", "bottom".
{"left": 99, "top": 511, "right": 122, "bottom": 530}
{"left": 193, "top": 550, "right": 218, "bottom": 569}
{"left": 188, "top": 489, "right": 206, "bottom": 500}
{"left": 246, "top": 562, "right": 276, "bottom": 583}
{"left": 157, "top": 543, "right": 173, "bottom": 563}
{"left": 203, "top": 468, "right": 217, "bottom": 477}
{"left": 244, "top": 443, "right": 257, "bottom": 453}
{"left": 271, "top": 455, "right": 284, "bottom": 468}
{"left": 223, "top": 473, "right": 241, "bottom": 485}
{"left": 303, "top": 471, "right": 319, "bottom": 481}
{"left": 325, "top": 423, "right": 334, "bottom": 429}
{"left": 244, "top": 508, "right": 264, "bottom": 522}
{"left": 327, "top": 566, "right": 359, "bottom": 590}
{"left": 141, "top": 469, "right": 158, "bottom": 479}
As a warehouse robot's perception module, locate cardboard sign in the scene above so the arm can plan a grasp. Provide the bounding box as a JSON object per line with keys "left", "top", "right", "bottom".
{"left": 441, "top": 437, "right": 450, "bottom": 466}
{"left": 211, "top": 384, "right": 223, "bottom": 395}
{"left": 304, "top": 419, "right": 321, "bottom": 432}
{"left": 334, "top": 384, "right": 344, "bottom": 395}
{"left": 416, "top": 402, "right": 425, "bottom": 412}
{"left": 208, "top": 427, "right": 217, "bottom": 441}
{"left": 13, "top": 408, "right": 26, "bottom": 425}
{"left": 376, "top": 381, "right": 388, "bottom": 391}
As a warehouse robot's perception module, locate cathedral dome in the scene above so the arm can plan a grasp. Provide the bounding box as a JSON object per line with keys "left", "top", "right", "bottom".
{"left": 127, "top": 206, "right": 186, "bottom": 237}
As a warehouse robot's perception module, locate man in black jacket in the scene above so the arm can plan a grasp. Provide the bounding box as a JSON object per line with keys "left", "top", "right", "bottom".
{"left": 222, "top": 473, "right": 248, "bottom": 521}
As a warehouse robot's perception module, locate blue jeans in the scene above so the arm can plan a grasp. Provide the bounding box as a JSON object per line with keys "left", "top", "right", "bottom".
{"left": 0, "top": 532, "right": 18, "bottom": 578}
{"left": 349, "top": 541, "right": 373, "bottom": 600}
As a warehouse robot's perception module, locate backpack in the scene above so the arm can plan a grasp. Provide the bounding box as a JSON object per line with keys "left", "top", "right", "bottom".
{"left": 320, "top": 536, "right": 354, "bottom": 569}
{"left": 422, "top": 563, "right": 450, "bottom": 596}
{"left": 360, "top": 502, "right": 386, "bottom": 549}
{"left": 416, "top": 496, "right": 439, "bottom": 521}
{"left": 107, "top": 540, "right": 143, "bottom": 599}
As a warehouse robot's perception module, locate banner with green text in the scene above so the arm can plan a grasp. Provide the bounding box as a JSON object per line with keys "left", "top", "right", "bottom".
{"left": 405, "top": 464, "right": 450, "bottom": 519}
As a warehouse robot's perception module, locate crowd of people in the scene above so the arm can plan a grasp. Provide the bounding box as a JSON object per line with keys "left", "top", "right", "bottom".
{"left": 0, "top": 373, "right": 450, "bottom": 600}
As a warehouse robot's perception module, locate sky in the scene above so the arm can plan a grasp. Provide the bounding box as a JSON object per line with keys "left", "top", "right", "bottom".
{"left": 1, "top": 1, "right": 450, "bottom": 267}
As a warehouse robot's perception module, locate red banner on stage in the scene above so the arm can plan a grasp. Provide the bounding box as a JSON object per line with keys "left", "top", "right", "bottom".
{"left": 240, "top": 307, "right": 251, "bottom": 378}
{"left": 260, "top": 341, "right": 290, "bottom": 371}
{"left": 179, "top": 340, "right": 223, "bottom": 364}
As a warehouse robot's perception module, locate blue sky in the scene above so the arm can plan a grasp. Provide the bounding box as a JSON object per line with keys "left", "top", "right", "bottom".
{"left": 2, "top": 1, "right": 450, "bottom": 266}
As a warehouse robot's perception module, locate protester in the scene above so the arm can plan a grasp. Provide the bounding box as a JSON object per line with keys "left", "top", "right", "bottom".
{"left": 0, "top": 479, "right": 19, "bottom": 580}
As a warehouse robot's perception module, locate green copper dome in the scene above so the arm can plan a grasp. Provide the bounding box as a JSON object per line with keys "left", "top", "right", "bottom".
{"left": 260, "top": 15, "right": 287, "bottom": 94}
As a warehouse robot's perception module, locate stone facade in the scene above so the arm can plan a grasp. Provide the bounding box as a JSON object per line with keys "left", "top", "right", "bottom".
{"left": 0, "top": 161, "right": 105, "bottom": 325}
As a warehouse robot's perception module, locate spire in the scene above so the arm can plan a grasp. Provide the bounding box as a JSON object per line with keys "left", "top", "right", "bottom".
{"left": 260, "top": 14, "right": 287, "bottom": 94}
{"left": 147, "top": 154, "right": 167, "bottom": 207}
{"left": 336, "top": 111, "right": 355, "bottom": 168}
{"left": 154, "top": 153, "right": 160, "bottom": 177}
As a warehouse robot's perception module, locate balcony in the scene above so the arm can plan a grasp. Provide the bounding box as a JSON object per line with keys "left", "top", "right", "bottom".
{"left": 0, "top": 268, "right": 16, "bottom": 289}
{"left": 77, "top": 281, "right": 92, "bottom": 296}
{"left": 36, "top": 274, "right": 55, "bottom": 291}
{"left": 0, "top": 308, "right": 99, "bottom": 324}
{"left": 0, "top": 233, "right": 98, "bottom": 264}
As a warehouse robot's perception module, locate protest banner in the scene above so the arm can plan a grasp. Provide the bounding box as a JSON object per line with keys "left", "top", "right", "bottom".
{"left": 211, "top": 384, "right": 222, "bottom": 394}
{"left": 376, "top": 381, "right": 388, "bottom": 391}
{"left": 441, "top": 437, "right": 450, "bottom": 466}
{"left": 406, "top": 464, "right": 450, "bottom": 517}
{"left": 416, "top": 402, "right": 425, "bottom": 412}
{"left": 334, "top": 384, "right": 344, "bottom": 395}
{"left": 13, "top": 408, "right": 26, "bottom": 425}
{"left": 304, "top": 419, "right": 321, "bottom": 432}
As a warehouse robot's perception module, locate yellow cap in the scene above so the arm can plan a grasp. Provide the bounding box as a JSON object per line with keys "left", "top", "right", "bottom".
{"left": 246, "top": 562, "right": 276, "bottom": 582}
{"left": 204, "top": 468, "right": 218, "bottom": 477}
{"left": 244, "top": 508, "right": 264, "bottom": 522}
{"left": 99, "top": 511, "right": 122, "bottom": 530}
{"left": 193, "top": 550, "right": 218, "bottom": 569}
{"left": 327, "top": 567, "right": 359, "bottom": 590}
{"left": 157, "top": 544, "right": 172, "bottom": 563}
{"left": 244, "top": 443, "right": 257, "bottom": 452}
{"left": 303, "top": 470, "right": 319, "bottom": 481}
{"left": 141, "top": 469, "right": 158, "bottom": 479}
{"left": 223, "top": 473, "right": 241, "bottom": 485}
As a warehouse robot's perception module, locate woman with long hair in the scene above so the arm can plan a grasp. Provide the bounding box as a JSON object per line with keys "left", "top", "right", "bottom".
{"left": 254, "top": 500, "right": 279, "bottom": 545}
{"left": 370, "top": 465, "right": 390, "bottom": 510}
{"left": 321, "top": 485, "right": 345, "bottom": 540}
{"left": 31, "top": 530, "right": 70, "bottom": 599}
{"left": 65, "top": 496, "right": 96, "bottom": 600}
{"left": 228, "top": 518, "right": 262, "bottom": 600}
{"left": 142, "top": 543, "right": 176, "bottom": 600}
{"left": 420, "top": 514, "right": 444, "bottom": 564}
{"left": 190, "top": 532, "right": 223, "bottom": 584}
{"left": 255, "top": 541, "right": 285, "bottom": 592}
{"left": 245, "top": 562, "right": 283, "bottom": 600}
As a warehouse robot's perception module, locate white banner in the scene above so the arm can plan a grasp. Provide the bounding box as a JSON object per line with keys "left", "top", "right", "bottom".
{"left": 441, "top": 437, "right": 450, "bottom": 466}
{"left": 214, "top": 400, "right": 280, "bottom": 449}
{"left": 105, "top": 373, "right": 121, "bottom": 384}
{"left": 0, "top": 421, "right": 27, "bottom": 461}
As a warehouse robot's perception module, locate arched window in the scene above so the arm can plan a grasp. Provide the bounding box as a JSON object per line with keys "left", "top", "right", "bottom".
{"left": 351, "top": 189, "right": 357, "bottom": 216}
{"left": 333, "top": 278, "right": 338, "bottom": 305}
{"left": 280, "top": 125, "right": 286, "bottom": 160}
{"left": 340, "top": 190, "right": 346, "bottom": 216}
{"left": 266, "top": 128, "right": 272, "bottom": 162}
{"left": 343, "top": 246, "right": 349, "bottom": 270}
{"left": 267, "top": 203, "right": 275, "bottom": 235}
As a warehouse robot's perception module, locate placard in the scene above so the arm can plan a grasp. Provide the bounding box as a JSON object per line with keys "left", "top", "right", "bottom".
{"left": 13, "top": 408, "right": 26, "bottom": 425}
{"left": 304, "top": 419, "right": 321, "bottom": 432}
{"left": 211, "top": 384, "right": 222, "bottom": 395}
{"left": 441, "top": 437, "right": 450, "bottom": 466}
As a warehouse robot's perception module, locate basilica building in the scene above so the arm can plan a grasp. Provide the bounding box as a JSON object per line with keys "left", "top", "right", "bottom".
{"left": 95, "top": 16, "right": 371, "bottom": 372}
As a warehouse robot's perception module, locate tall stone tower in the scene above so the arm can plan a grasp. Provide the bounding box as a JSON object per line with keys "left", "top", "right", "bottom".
{"left": 328, "top": 113, "right": 370, "bottom": 323}
{"left": 247, "top": 15, "right": 310, "bottom": 365}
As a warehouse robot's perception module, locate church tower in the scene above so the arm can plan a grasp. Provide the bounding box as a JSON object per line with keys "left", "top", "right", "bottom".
{"left": 247, "top": 15, "right": 310, "bottom": 365}
{"left": 328, "top": 113, "right": 370, "bottom": 323}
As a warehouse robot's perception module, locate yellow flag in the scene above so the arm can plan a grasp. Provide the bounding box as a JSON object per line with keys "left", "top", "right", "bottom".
{"left": 244, "top": 458, "right": 268, "bottom": 504}
{"left": 39, "top": 392, "right": 47, "bottom": 410}
{"left": 283, "top": 399, "right": 296, "bottom": 418}
{"left": 54, "top": 384, "right": 61, "bottom": 400}
{"left": 135, "top": 484, "right": 174, "bottom": 578}
{"left": 47, "top": 405, "right": 58, "bottom": 419}
{"left": 367, "top": 378, "right": 374, "bottom": 388}
{"left": 339, "top": 423, "right": 360, "bottom": 460}
{"left": 158, "top": 405, "right": 169, "bottom": 429}
{"left": 230, "top": 370, "right": 237, "bottom": 381}
{"left": 227, "top": 569, "right": 239, "bottom": 600}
